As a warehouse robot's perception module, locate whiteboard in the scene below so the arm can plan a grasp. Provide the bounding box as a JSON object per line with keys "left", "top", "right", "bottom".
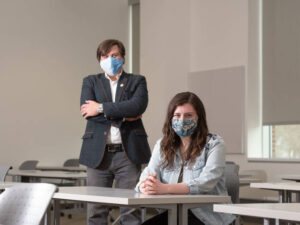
{"left": 188, "top": 66, "right": 245, "bottom": 154}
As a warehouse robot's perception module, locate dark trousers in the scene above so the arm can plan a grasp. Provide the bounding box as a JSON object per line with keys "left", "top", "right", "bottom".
{"left": 87, "top": 151, "right": 141, "bottom": 225}
{"left": 142, "top": 210, "right": 205, "bottom": 225}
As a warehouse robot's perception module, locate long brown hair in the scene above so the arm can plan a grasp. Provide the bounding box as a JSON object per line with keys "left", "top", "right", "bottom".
{"left": 161, "top": 92, "right": 208, "bottom": 168}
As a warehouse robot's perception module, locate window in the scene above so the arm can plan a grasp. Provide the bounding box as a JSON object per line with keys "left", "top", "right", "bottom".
{"left": 263, "top": 125, "right": 300, "bottom": 159}
{"left": 261, "top": 0, "right": 300, "bottom": 160}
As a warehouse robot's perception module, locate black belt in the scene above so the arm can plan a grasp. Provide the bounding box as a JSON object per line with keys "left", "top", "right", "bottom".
{"left": 105, "top": 144, "right": 123, "bottom": 153}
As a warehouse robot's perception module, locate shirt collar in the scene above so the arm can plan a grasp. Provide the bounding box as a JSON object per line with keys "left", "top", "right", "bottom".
{"left": 104, "top": 70, "right": 122, "bottom": 82}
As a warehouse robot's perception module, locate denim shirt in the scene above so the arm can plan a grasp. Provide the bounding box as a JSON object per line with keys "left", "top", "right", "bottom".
{"left": 135, "top": 134, "right": 235, "bottom": 225}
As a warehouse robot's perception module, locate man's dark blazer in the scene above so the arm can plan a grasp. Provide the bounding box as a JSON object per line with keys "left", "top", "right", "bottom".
{"left": 79, "top": 71, "right": 151, "bottom": 168}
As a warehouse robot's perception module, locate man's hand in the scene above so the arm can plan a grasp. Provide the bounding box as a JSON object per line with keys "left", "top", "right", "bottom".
{"left": 80, "top": 100, "right": 100, "bottom": 119}
{"left": 124, "top": 115, "right": 142, "bottom": 121}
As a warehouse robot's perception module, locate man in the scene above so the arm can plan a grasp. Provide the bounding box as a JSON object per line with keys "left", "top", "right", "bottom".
{"left": 79, "top": 39, "right": 151, "bottom": 225}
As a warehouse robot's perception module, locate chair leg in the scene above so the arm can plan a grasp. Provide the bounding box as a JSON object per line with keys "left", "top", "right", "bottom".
{"left": 141, "top": 208, "right": 146, "bottom": 222}
{"left": 232, "top": 215, "right": 241, "bottom": 225}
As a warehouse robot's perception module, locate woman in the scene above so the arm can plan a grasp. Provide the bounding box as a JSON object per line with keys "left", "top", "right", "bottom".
{"left": 135, "top": 92, "right": 235, "bottom": 225}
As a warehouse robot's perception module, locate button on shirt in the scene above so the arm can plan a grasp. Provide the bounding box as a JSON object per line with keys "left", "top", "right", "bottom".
{"left": 105, "top": 72, "right": 122, "bottom": 144}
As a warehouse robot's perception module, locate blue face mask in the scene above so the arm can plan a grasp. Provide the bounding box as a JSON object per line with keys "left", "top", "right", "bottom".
{"left": 172, "top": 118, "right": 198, "bottom": 137}
{"left": 100, "top": 57, "right": 124, "bottom": 75}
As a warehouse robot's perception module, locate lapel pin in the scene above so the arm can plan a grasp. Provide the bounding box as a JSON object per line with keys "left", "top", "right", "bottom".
{"left": 120, "top": 84, "right": 124, "bottom": 87}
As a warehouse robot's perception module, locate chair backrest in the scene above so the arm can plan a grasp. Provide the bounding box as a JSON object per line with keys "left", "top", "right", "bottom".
{"left": 225, "top": 162, "right": 240, "bottom": 203}
{"left": 0, "top": 165, "right": 12, "bottom": 182}
{"left": 239, "top": 169, "right": 267, "bottom": 181}
{"left": 63, "top": 158, "right": 79, "bottom": 167}
{"left": 19, "top": 160, "right": 39, "bottom": 170}
{"left": 0, "top": 183, "right": 57, "bottom": 225}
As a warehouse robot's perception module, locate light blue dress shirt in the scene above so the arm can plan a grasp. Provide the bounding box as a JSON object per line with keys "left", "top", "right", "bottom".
{"left": 135, "top": 133, "right": 235, "bottom": 225}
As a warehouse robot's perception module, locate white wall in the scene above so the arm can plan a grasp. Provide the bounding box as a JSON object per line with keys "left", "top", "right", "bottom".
{"left": 1, "top": 0, "right": 300, "bottom": 185}
{"left": 140, "top": 0, "right": 190, "bottom": 146}
{"left": 141, "top": 0, "right": 247, "bottom": 148}
{"left": 140, "top": 0, "right": 300, "bottom": 186}
{"left": 189, "top": 0, "right": 248, "bottom": 72}
{"left": 0, "top": 0, "right": 129, "bottom": 167}
{"left": 188, "top": 0, "right": 248, "bottom": 155}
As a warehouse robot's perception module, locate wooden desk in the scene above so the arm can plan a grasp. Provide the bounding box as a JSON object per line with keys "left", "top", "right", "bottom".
{"left": 53, "top": 186, "right": 230, "bottom": 225}
{"left": 251, "top": 182, "right": 300, "bottom": 203}
{"left": 214, "top": 203, "right": 300, "bottom": 225}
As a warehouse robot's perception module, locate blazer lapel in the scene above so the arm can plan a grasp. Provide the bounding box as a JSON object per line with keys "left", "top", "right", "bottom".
{"left": 116, "top": 71, "right": 128, "bottom": 102}
{"left": 99, "top": 74, "right": 112, "bottom": 102}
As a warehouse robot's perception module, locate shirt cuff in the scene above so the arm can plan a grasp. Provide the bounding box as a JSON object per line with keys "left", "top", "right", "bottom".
{"left": 184, "top": 183, "right": 198, "bottom": 195}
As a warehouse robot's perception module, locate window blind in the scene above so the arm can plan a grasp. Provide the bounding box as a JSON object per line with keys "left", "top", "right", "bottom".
{"left": 263, "top": 0, "right": 300, "bottom": 125}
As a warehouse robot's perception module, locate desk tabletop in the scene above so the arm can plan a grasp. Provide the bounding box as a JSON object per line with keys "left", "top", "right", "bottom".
{"left": 0, "top": 182, "right": 20, "bottom": 190}
{"left": 36, "top": 166, "right": 86, "bottom": 172}
{"left": 214, "top": 203, "right": 300, "bottom": 222}
{"left": 8, "top": 169, "right": 87, "bottom": 179}
{"left": 239, "top": 178, "right": 262, "bottom": 185}
{"left": 281, "top": 175, "right": 300, "bottom": 182}
{"left": 251, "top": 182, "right": 300, "bottom": 191}
{"left": 238, "top": 174, "right": 251, "bottom": 178}
{"left": 53, "top": 186, "right": 231, "bottom": 205}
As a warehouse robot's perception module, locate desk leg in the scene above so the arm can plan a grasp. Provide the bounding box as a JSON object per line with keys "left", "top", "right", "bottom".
{"left": 139, "top": 204, "right": 177, "bottom": 225}
{"left": 13, "top": 175, "right": 22, "bottom": 182}
{"left": 75, "top": 178, "right": 80, "bottom": 186}
{"left": 297, "top": 192, "right": 300, "bottom": 202}
{"left": 141, "top": 208, "right": 146, "bottom": 222}
{"left": 277, "top": 190, "right": 286, "bottom": 225}
{"left": 12, "top": 175, "right": 18, "bottom": 182}
{"left": 285, "top": 192, "right": 293, "bottom": 225}
{"left": 53, "top": 199, "right": 61, "bottom": 225}
{"left": 178, "top": 204, "right": 188, "bottom": 225}
{"left": 21, "top": 176, "right": 30, "bottom": 183}
{"left": 263, "top": 218, "right": 270, "bottom": 225}
{"left": 44, "top": 205, "right": 51, "bottom": 225}
{"left": 287, "top": 191, "right": 292, "bottom": 203}
{"left": 167, "top": 205, "right": 177, "bottom": 225}
{"left": 279, "top": 190, "right": 284, "bottom": 203}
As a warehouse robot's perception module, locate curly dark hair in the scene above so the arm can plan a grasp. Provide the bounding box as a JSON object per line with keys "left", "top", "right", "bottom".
{"left": 161, "top": 92, "right": 208, "bottom": 168}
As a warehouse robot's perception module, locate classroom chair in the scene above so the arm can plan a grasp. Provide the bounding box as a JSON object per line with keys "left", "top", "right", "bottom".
{"left": 18, "top": 160, "right": 39, "bottom": 182}
{"left": 19, "top": 160, "right": 39, "bottom": 170}
{"left": 60, "top": 158, "right": 82, "bottom": 186}
{"left": 0, "top": 183, "right": 57, "bottom": 225}
{"left": 225, "top": 162, "right": 240, "bottom": 204}
{"left": 239, "top": 169, "right": 273, "bottom": 203}
{"left": 63, "top": 158, "right": 80, "bottom": 167}
{"left": 0, "top": 165, "right": 12, "bottom": 183}
{"left": 60, "top": 158, "right": 82, "bottom": 219}
{"left": 225, "top": 161, "right": 240, "bottom": 225}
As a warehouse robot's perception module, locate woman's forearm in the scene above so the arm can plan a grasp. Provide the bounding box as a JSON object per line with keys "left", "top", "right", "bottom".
{"left": 164, "top": 183, "right": 190, "bottom": 194}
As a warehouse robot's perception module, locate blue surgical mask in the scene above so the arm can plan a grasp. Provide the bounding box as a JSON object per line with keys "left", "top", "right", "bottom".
{"left": 100, "top": 57, "right": 123, "bottom": 75}
{"left": 172, "top": 118, "right": 198, "bottom": 137}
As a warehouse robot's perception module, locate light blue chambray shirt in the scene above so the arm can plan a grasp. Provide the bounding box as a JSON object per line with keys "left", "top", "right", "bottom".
{"left": 135, "top": 133, "right": 235, "bottom": 225}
